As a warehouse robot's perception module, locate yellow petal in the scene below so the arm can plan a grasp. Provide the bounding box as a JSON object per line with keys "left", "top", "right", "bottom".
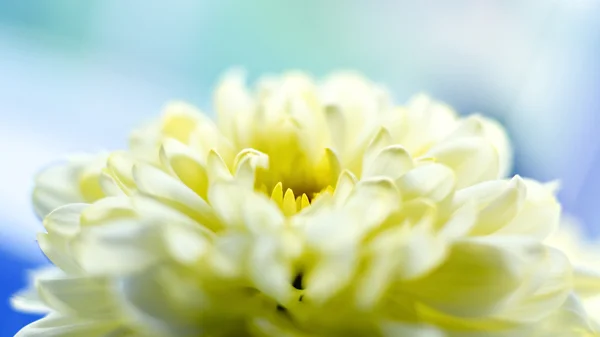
{"left": 282, "top": 188, "right": 297, "bottom": 216}
{"left": 270, "top": 182, "right": 284, "bottom": 208}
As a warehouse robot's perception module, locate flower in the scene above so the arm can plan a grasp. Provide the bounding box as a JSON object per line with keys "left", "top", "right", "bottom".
{"left": 12, "top": 71, "right": 597, "bottom": 336}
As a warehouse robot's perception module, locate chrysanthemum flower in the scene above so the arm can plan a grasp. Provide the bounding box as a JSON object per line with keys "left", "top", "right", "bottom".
{"left": 12, "top": 71, "right": 599, "bottom": 336}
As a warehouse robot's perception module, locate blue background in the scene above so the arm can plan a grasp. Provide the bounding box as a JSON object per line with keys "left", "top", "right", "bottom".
{"left": 1, "top": 1, "right": 600, "bottom": 335}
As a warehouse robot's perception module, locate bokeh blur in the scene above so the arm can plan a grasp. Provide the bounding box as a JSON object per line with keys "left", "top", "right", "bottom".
{"left": 1, "top": 0, "right": 600, "bottom": 334}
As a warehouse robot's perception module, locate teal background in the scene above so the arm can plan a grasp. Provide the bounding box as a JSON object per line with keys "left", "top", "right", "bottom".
{"left": 1, "top": 1, "right": 599, "bottom": 335}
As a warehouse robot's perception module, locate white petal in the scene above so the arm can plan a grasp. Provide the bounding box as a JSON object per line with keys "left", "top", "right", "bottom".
{"left": 98, "top": 171, "right": 127, "bottom": 197}
{"left": 453, "top": 179, "right": 508, "bottom": 208}
{"left": 32, "top": 154, "right": 107, "bottom": 218}
{"left": 325, "top": 147, "right": 342, "bottom": 187}
{"left": 358, "top": 220, "right": 447, "bottom": 309}
{"left": 469, "top": 176, "right": 526, "bottom": 236}
{"left": 572, "top": 264, "right": 600, "bottom": 297}
{"left": 495, "top": 247, "right": 571, "bottom": 323}
{"left": 496, "top": 179, "right": 561, "bottom": 239}
{"left": 117, "top": 267, "right": 205, "bottom": 336}
{"left": 324, "top": 105, "right": 347, "bottom": 152}
{"left": 131, "top": 196, "right": 213, "bottom": 235}
{"left": 533, "top": 292, "right": 598, "bottom": 336}
{"left": 380, "top": 322, "right": 445, "bottom": 337}
{"left": 405, "top": 236, "right": 547, "bottom": 317}
{"left": 15, "top": 314, "right": 124, "bottom": 337}
{"left": 106, "top": 151, "right": 137, "bottom": 194}
{"left": 480, "top": 116, "right": 513, "bottom": 178}
{"left": 214, "top": 69, "right": 253, "bottom": 143}
{"left": 304, "top": 249, "right": 357, "bottom": 304}
{"left": 427, "top": 137, "right": 499, "bottom": 189}
{"left": 331, "top": 170, "right": 357, "bottom": 207}
{"left": 79, "top": 197, "right": 136, "bottom": 226}
{"left": 342, "top": 178, "right": 401, "bottom": 238}
{"left": 362, "top": 145, "right": 414, "bottom": 180}
{"left": 233, "top": 149, "right": 269, "bottom": 190}
{"left": 362, "top": 127, "right": 393, "bottom": 174}
{"left": 37, "top": 275, "right": 123, "bottom": 320}
{"left": 397, "top": 163, "right": 456, "bottom": 202}
{"left": 11, "top": 267, "right": 59, "bottom": 314}
{"left": 248, "top": 236, "right": 293, "bottom": 305}
{"left": 439, "top": 200, "right": 478, "bottom": 240}
{"left": 159, "top": 138, "right": 211, "bottom": 199}
{"left": 162, "top": 223, "right": 210, "bottom": 265}
{"left": 37, "top": 233, "right": 82, "bottom": 274}
{"left": 206, "top": 149, "right": 233, "bottom": 183}
{"left": 208, "top": 180, "right": 284, "bottom": 233}
{"left": 71, "top": 220, "right": 162, "bottom": 275}
{"left": 43, "top": 204, "right": 88, "bottom": 238}
{"left": 401, "top": 94, "right": 458, "bottom": 154}
{"left": 132, "top": 162, "right": 219, "bottom": 229}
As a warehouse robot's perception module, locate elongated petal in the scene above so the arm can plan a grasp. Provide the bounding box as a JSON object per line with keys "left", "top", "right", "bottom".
{"left": 15, "top": 314, "right": 125, "bottom": 337}
{"left": 427, "top": 137, "right": 499, "bottom": 189}
{"left": 33, "top": 154, "right": 108, "bottom": 218}
{"left": 469, "top": 176, "right": 526, "bottom": 236}
{"left": 397, "top": 164, "right": 455, "bottom": 202}
{"left": 405, "top": 236, "right": 546, "bottom": 317}
{"left": 362, "top": 145, "right": 414, "bottom": 180}
{"left": 133, "top": 163, "right": 220, "bottom": 230}
{"left": 209, "top": 180, "right": 284, "bottom": 234}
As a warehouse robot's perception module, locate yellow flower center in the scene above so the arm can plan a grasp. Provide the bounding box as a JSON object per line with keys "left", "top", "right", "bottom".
{"left": 249, "top": 146, "right": 337, "bottom": 217}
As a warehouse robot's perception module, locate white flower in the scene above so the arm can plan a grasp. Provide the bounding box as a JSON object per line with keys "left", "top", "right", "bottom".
{"left": 12, "top": 71, "right": 591, "bottom": 336}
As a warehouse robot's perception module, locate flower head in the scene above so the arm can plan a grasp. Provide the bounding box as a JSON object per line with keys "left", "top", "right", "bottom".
{"left": 14, "top": 71, "right": 599, "bottom": 336}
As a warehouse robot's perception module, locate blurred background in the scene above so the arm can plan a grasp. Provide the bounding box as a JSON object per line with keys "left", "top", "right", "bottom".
{"left": 1, "top": 0, "right": 600, "bottom": 334}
